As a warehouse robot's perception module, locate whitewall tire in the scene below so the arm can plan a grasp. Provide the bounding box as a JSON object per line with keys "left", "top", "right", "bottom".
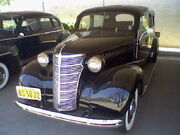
{"left": 123, "top": 88, "right": 138, "bottom": 132}
{"left": 0, "top": 62, "right": 9, "bottom": 90}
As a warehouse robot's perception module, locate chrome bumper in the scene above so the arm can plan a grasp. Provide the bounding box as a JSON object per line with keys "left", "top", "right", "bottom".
{"left": 15, "top": 101, "right": 123, "bottom": 127}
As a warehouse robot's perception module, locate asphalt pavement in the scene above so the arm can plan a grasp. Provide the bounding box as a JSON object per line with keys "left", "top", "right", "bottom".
{"left": 0, "top": 52, "right": 179, "bottom": 135}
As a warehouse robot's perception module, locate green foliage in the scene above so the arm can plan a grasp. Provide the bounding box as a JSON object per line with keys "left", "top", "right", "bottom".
{"left": 0, "top": 0, "right": 13, "bottom": 5}
{"left": 62, "top": 22, "right": 74, "bottom": 33}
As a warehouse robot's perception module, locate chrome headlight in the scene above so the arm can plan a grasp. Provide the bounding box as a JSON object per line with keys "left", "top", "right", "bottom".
{"left": 37, "top": 53, "right": 49, "bottom": 67}
{"left": 87, "top": 56, "right": 103, "bottom": 73}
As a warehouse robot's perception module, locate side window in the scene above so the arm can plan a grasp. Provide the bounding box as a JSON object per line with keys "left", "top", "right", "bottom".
{"left": 40, "top": 18, "right": 53, "bottom": 31}
{"left": 139, "top": 15, "right": 150, "bottom": 45}
{"left": 94, "top": 15, "right": 104, "bottom": 28}
{"left": 21, "top": 18, "right": 39, "bottom": 32}
{"left": 79, "top": 16, "right": 90, "bottom": 30}
{"left": 52, "top": 18, "right": 61, "bottom": 28}
{"left": 139, "top": 15, "right": 149, "bottom": 31}
{"left": 116, "top": 14, "right": 134, "bottom": 23}
{"left": 115, "top": 14, "right": 134, "bottom": 30}
{"left": 0, "top": 19, "right": 16, "bottom": 32}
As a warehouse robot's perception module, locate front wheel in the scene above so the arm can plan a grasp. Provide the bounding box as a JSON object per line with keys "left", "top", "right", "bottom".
{"left": 0, "top": 62, "right": 9, "bottom": 90}
{"left": 122, "top": 88, "right": 138, "bottom": 132}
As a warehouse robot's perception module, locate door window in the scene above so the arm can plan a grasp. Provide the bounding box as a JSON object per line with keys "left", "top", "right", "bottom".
{"left": 21, "top": 19, "right": 39, "bottom": 32}
{"left": 94, "top": 15, "right": 104, "bottom": 28}
{"left": 79, "top": 16, "right": 90, "bottom": 30}
{"left": 139, "top": 15, "right": 149, "bottom": 31}
{"left": 40, "top": 18, "right": 53, "bottom": 31}
{"left": 115, "top": 14, "right": 135, "bottom": 30}
{"left": 52, "top": 18, "right": 61, "bottom": 28}
{"left": 0, "top": 19, "right": 16, "bottom": 32}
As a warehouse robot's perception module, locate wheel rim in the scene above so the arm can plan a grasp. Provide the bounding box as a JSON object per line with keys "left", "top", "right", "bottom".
{"left": 0, "top": 63, "right": 9, "bottom": 89}
{"left": 125, "top": 88, "right": 138, "bottom": 131}
{"left": 127, "top": 98, "right": 136, "bottom": 123}
{"left": 0, "top": 66, "right": 6, "bottom": 85}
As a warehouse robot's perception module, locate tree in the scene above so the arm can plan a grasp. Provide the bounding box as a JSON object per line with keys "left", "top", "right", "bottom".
{"left": 0, "top": 0, "right": 13, "bottom": 5}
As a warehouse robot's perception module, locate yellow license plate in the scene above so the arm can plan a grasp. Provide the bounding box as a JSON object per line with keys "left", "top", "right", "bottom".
{"left": 16, "top": 86, "right": 41, "bottom": 101}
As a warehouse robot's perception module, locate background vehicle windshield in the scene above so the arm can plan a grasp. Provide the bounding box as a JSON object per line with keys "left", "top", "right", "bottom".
{"left": 78, "top": 12, "right": 135, "bottom": 32}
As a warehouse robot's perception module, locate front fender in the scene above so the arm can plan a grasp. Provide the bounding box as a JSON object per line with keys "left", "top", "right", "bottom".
{"left": 94, "top": 65, "right": 143, "bottom": 92}
{"left": 19, "top": 60, "right": 53, "bottom": 89}
{"left": 83, "top": 65, "right": 143, "bottom": 114}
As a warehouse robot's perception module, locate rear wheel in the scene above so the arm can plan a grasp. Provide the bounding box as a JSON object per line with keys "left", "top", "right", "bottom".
{"left": 0, "top": 62, "right": 9, "bottom": 90}
{"left": 121, "top": 87, "right": 138, "bottom": 132}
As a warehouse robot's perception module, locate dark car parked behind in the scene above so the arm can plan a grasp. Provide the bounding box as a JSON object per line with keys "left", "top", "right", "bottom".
{"left": 0, "top": 11, "right": 70, "bottom": 89}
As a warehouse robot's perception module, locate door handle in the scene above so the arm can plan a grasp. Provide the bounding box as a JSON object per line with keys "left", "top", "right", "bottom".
{"left": 18, "top": 33, "right": 24, "bottom": 38}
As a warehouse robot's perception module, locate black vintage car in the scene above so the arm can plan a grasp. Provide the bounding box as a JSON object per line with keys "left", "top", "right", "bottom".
{"left": 15, "top": 6, "right": 160, "bottom": 132}
{"left": 0, "top": 11, "right": 70, "bottom": 89}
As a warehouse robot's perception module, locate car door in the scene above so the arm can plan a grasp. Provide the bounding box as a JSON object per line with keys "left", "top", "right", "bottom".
{"left": 137, "top": 13, "right": 153, "bottom": 61}
{"left": 16, "top": 18, "right": 41, "bottom": 59}
{"left": 39, "top": 17, "right": 62, "bottom": 52}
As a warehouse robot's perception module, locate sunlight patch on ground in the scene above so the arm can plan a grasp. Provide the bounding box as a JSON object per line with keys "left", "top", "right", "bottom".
{"left": 159, "top": 47, "right": 180, "bottom": 52}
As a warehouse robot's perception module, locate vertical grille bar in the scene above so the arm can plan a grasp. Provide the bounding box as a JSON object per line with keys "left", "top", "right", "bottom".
{"left": 53, "top": 53, "right": 84, "bottom": 111}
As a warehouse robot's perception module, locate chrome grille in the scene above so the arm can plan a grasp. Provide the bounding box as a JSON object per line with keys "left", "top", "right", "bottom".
{"left": 53, "top": 54, "right": 84, "bottom": 111}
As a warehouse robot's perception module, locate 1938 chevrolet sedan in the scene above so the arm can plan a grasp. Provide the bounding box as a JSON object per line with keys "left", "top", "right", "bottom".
{"left": 15, "top": 5, "right": 160, "bottom": 132}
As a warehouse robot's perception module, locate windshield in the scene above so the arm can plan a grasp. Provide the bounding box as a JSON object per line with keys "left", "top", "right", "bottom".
{"left": 78, "top": 12, "right": 135, "bottom": 33}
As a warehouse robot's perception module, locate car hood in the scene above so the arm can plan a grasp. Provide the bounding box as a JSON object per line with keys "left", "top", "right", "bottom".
{"left": 55, "top": 30, "right": 136, "bottom": 54}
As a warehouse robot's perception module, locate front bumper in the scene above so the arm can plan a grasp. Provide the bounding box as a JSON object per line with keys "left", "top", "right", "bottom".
{"left": 15, "top": 101, "right": 123, "bottom": 127}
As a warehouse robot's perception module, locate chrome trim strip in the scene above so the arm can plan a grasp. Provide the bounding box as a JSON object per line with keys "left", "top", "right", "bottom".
{"left": 60, "top": 54, "right": 84, "bottom": 58}
{"left": 53, "top": 44, "right": 66, "bottom": 110}
{"left": 15, "top": 101, "right": 123, "bottom": 127}
{"left": 55, "top": 72, "right": 81, "bottom": 75}
{"left": 59, "top": 97, "right": 76, "bottom": 101}
{"left": 0, "top": 29, "right": 62, "bottom": 42}
{"left": 59, "top": 81, "right": 78, "bottom": 85}
{"left": 0, "top": 52, "right": 11, "bottom": 56}
{"left": 59, "top": 64, "right": 82, "bottom": 67}
{"left": 58, "top": 90, "right": 76, "bottom": 93}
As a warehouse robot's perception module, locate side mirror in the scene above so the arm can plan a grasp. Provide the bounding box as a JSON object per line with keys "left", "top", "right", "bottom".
{"left": 18, "top": 33, "right": 24, "bottom": 38}
{"left": 146, "top": 28, "right": 154, "bottom": 35}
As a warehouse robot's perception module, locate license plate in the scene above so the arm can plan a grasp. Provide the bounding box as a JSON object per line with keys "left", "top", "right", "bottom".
{"left": 16, "top": 86, "right": 41, "bottom": 101}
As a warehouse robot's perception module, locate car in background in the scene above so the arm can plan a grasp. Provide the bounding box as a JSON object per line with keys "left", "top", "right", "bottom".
{"left": 15, "top": 6, "right": 160, "bottom": 132}
{"left": 0, "top": 11, "right": 70, "bottom": 89}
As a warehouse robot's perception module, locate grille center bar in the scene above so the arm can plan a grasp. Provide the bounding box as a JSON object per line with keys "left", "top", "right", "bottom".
{"left": 53, "top": 53, "right": 84, "bottom": 111}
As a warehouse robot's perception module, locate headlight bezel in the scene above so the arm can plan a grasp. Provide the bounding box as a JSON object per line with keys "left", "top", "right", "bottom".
{"left": 37, "top": 52, "right": 49, "bottom": 67}
{"left": 87, "top": 56, "right": 104, "bottom": 73}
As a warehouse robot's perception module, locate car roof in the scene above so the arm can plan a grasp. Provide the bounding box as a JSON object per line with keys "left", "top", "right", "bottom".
{"left": 0, "top": 11, "right": 55, "bottom": 19}
{"left": 79, "top": 5, "right": 151, "bottom": 16}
